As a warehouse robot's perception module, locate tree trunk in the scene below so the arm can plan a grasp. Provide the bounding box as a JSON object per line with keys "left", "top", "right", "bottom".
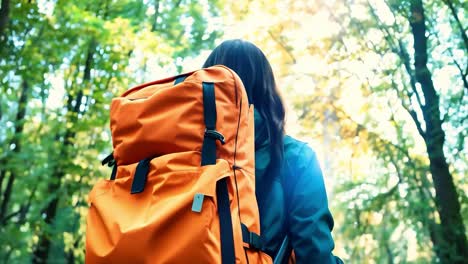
{"left": 0, "top": 79, "right": 29, "bottom": 221}
{"left": 32, "top": 41, "right": 95, "bottom": 263}
{"left": 31, "top": 190, "right": 60, "bottom": 263}
{"left": 409, "top": 1, "right": 467, "bottom": 262}
{"left": 0, "top": 170, "right": 5, "bottom": 200}
{"left": 151, "top": 0, "right": 160, "bottom": 31}
{"left": 0, "top": 0, "right": 10, "bottom": 40}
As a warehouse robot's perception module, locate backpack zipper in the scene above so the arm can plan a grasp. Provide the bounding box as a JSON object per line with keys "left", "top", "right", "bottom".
{"left": 127, "top": 97, "right": 147, "bottom": 101}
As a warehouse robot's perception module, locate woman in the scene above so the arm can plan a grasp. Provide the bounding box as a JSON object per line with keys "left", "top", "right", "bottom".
{"left": 203, "top": 39, "right": 343, "bottom": 264}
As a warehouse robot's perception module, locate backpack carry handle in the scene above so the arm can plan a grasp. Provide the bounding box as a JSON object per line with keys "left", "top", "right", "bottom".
{"left": 121, "top": 71, "right": 195, "bottom": 97}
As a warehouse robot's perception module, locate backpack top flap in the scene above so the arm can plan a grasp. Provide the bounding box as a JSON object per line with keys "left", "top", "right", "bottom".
{"left": 109, "top": 65, "right": 255, "bottom": 174}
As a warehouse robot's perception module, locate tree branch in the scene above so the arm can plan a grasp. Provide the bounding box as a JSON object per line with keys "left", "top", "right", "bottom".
{"left": 267, "top": 30, "right": 297, "bottom": 64}
{"left": 390, "top": 75, "right": 427, "bottom": 138}
{"left": 1, "top": 205, "right": 24, "bottom": 224}
{"left": 447, "top": 48, "right": 468, "bottom": 92}
{"left": 366, "top": 1, "right": 400, "bottom": 54}
{"left": 397, "top": 40, "right": 425, "bottom": 107}
{"left": 0, "top": 181, "right": 37, "bottom": 225}
{"left": 443, "top": 0, "right": 468, "bottom": 53}
{"left": 367, "top": 0, "right": 426, "bottom": 113}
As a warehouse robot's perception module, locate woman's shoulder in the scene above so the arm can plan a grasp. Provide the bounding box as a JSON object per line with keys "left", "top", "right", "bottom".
{"left": 283, "top": 134, "right": 328, "bottom": 193}
{"left": 282, "top": 135, "right": 323, "bottom": 189}
{"left": 283, "top": 135, "right": 318, "bottom": 165}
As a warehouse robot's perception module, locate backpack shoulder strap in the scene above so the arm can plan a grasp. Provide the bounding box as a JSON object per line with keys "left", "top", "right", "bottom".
{"left": 275, "top": 136, "right": 311, "bottom": 264}
{"left": 274, "top": 138, "right": 298, "bottom": 264}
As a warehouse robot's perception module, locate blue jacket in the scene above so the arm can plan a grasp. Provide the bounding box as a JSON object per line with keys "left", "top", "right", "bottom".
{"left": 254, "top": 111, "right": 342, "bottom": 263}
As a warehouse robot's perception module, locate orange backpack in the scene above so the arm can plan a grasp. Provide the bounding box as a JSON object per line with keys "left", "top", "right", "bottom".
{"left": 85, "top": 66, "right": 272, "bottom": 264}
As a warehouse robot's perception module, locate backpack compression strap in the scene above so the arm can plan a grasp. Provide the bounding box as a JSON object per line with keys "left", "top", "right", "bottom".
{"left": 102, "top": 153, "right": 117, "bottom": 180}
{"left": 201, "top": 82, "right": 235, "bottom": 264}
{"left": 201, "top": 82, "right": 225, "bottom": 165}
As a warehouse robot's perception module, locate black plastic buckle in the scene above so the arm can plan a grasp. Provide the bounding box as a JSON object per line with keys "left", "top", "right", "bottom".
{"left": 131, "top": 157, "right": 152, "bottom": 194}
{"left": 249, "top": 232, "right": 263, "bottom": 250}
{"left": 204, "top": 129, "right": 226, "bottom": 145}
{"left": 101, "top": 152, "right": 115, "bottom": 167}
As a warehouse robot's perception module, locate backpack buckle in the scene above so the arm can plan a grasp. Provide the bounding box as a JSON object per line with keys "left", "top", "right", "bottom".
{"left": 204, "top": 129, "right": 226, "bottom": 145}
{"left": 241, "top": 223, "right": 263, "bottom": 250}
{"left": 101, "top": 152, "right": 115, "bottom": 167}
{"left": 248, "top": 232, "right": 263, "bottom": 250}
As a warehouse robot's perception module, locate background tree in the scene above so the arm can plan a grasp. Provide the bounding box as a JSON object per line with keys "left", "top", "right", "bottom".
{"left": 0, "top": 0, "right": 221, "bottom": 263}
{"left": 224, "top": 0, "right": 467, "bottom": 263}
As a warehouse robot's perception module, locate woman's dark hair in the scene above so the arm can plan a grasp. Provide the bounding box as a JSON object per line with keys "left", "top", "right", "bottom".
{"left": 203, "top": 39, "right": 285, "bottom": 172}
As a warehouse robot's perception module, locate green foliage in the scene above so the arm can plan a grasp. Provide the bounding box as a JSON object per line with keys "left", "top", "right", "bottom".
{"left": 0, "top": 0, "right": 221, "bottom": 262}
{"left": 1, "top": 0, "right": 466, "bottom": 263}
{"left": 224, "top": 0, "right": 467, "bottom": 262}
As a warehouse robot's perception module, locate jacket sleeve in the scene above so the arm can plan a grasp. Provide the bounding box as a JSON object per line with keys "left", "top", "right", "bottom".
{"left": 286, "top": 143, "right": 343, "bottom": 264}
